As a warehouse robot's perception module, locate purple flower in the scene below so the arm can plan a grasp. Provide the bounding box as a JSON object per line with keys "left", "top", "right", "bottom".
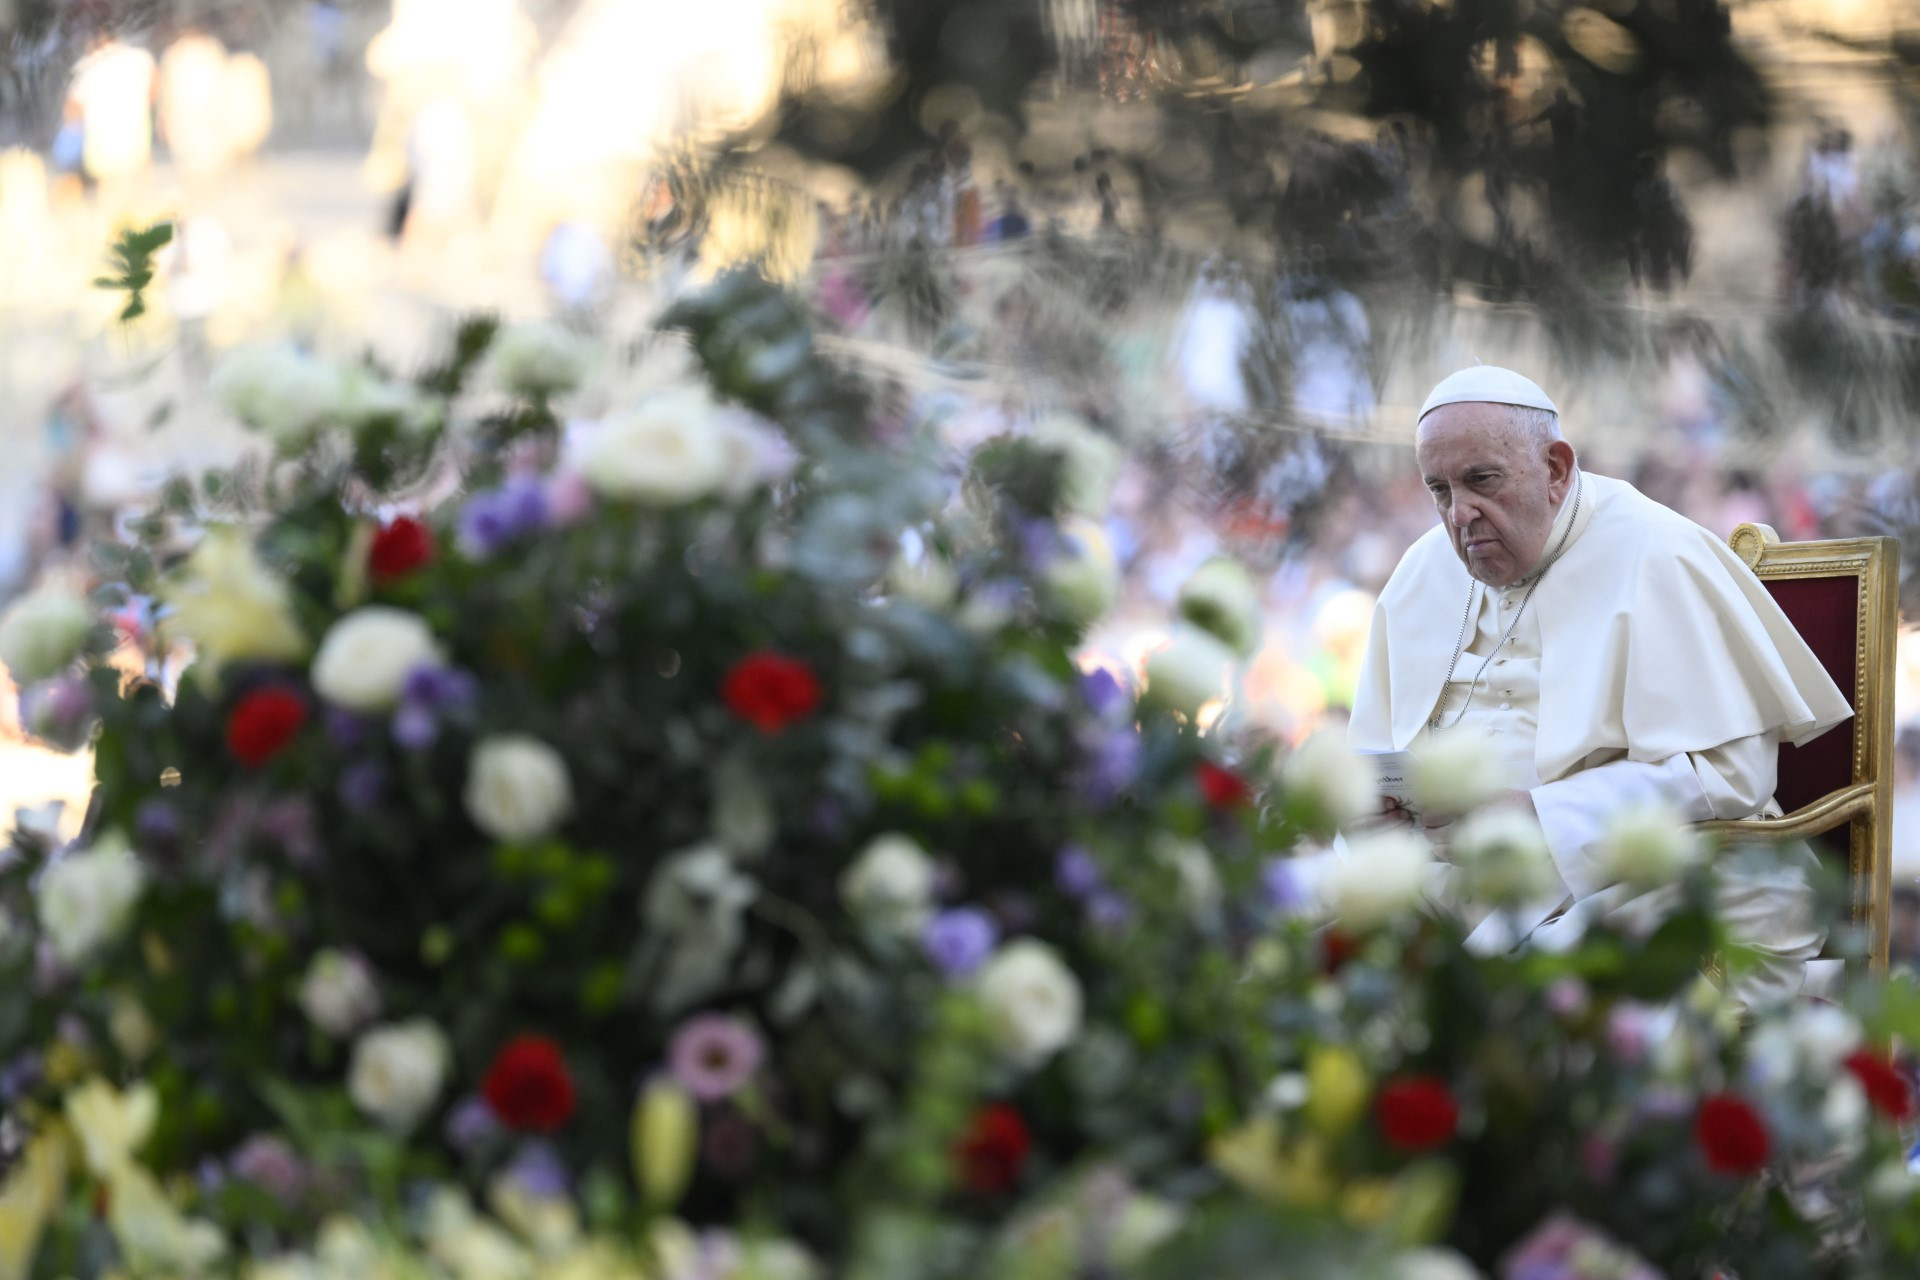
{"left": 1079, "top": 667, "right": 1128, "bottom": 719}
{"left": 338, "top": 761, "right": 386, "bottom": 814}
{"left": 19, "top": 676, "right": 93, "bottom": 750}
{"left": 1055, "top": 846, "right": 1104, "bottom": 899}
{"left": 504, "top": 1140, "right": 570, "bottom": 1199}
{"left": 230, "top": 1134, "right": 306, "bottom": 1205}
{"left": 445, "top": 1095, "right": 502, "bottom": 1153}
{"left": 1261, "top": 859, "right": 1305, "bottom": 914}
{"left": 1606, "top": 1003, "right": 1654, "bottom": 1064}
{"left": 922, "top": 908, "right": 999, "bottom": 979}
{"left": 1544, "top": 978, "right": 1590, "bottom": 1018}
{"left": 1017, "top": 519, "right": 1061, "bottom": 569}
{"left": 326, "top": 708, "right": 373, "bottom": 748}
{"left": 1077, "top": 727, "right": 1140, "bottom": 806}
{"left": 1086, "top": 890, "right": 1135, "bottom": 930}
{"left": 259, "top": 797, "right": 322, "bottom": 867}
{"left": 667, "top": 1013, "right": 765, "bottom": 1102}
{"left": 133, "top": 798, "right": 182, "bottom": 853}
{"left": 458, "top": 478, "right": 549, "bottom": 559}
{"left": 499, "top": 474, "right": 549, "bottom": 531}
{"left": 391, "top": 702, "right": 440, "bottom": 750}
{"left": 403, "top": 664, "right": 478, "bottom": 711}
{"left": 0, "top": 1053, "right": 42, "bottom": 1102}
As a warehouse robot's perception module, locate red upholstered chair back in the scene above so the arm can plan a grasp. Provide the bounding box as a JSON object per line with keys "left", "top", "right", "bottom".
{"left": 1719, "top": 524, "right": 1900, "bottom": 974}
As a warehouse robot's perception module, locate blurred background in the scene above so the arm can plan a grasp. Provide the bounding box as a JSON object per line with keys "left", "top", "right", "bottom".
{"left": 10, "top": 0, "right": 1920, "bottom": 950}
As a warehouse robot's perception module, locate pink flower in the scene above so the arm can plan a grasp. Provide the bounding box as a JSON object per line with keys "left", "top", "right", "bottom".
{"left": 667, "top": 1014, "right": 765, "bottom": 1102}
{"left": 1606, "top": 1002, "right": 1653, "bottom": 1064}
{"left": 544, "top": 468, "right": 595, "bottom": 527}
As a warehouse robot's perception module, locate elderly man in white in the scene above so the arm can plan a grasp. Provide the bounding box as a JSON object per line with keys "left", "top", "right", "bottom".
{"left": 1346, "top": 366, "right": 1852, "bottom": 1006}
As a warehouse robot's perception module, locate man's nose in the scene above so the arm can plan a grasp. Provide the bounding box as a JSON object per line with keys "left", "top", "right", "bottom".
{"left": 1448, "top": 497, "right": 1477, "bottom": 528}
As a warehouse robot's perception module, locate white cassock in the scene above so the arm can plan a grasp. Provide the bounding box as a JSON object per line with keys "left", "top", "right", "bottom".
{"left": 1346, "top": 469, "right": 1853, "bottom": 1007}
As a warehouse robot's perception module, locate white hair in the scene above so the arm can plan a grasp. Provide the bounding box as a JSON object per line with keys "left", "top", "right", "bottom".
{"left": 1508, "top": 406, "right": 1563, "bottom": 449}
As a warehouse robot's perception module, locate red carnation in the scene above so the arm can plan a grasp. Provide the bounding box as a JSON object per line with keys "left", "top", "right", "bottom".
{"left": 1196, "top": 760, "right": 1252, "bottom": 810}
{"left": 226, "top": 687, "right": 308, "bottom": 768}
{"left": 722, "top": 651, "right": 823, "bottom": 735}
{"left": 369, "top": 516, "right": 435, "bottom": 583}
{"left": 1374, "top": 1075, "right": 1460, "bottom": 1152}
{"left": 482, "top": 1035, "right": 578, "bottom": 1133}
{"left": 953, "top": 1103, "right": 1032, "bottom": 1195}
{"left": 1844, "top": 1050, "right": 1916, "bottom": 1122}
{"left": 1694, "top": 1093, "right": 1769, "bottom": 1176}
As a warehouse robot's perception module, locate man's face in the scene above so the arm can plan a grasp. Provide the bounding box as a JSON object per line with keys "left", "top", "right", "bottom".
{"left": 1416, "top": 403, "right": 1575, "bottom": 587}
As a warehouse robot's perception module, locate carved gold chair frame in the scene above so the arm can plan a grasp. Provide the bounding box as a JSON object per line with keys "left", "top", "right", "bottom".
{"left": 1696, "top": 523, "right": 1899, "bottom": 977}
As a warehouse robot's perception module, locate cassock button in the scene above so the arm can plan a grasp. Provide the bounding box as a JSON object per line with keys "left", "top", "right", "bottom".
{"left": 1499, "top": 702, "right": 1511, "bottom": 710}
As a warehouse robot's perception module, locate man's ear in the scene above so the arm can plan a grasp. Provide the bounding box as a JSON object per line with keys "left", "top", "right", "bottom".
{"left": 1545, "top": 440, "right": 1576, "bottom": 499}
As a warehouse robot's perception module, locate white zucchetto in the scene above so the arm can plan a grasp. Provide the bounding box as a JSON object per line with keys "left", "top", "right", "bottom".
{"left": 1418, "top": 366, "right": 1559, "bottom": 421}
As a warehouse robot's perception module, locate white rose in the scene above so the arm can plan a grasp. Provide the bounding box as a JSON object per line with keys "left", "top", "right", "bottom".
{"left": 0, "top": 583, "right": 93, "bottom": 682}
{"left": 1410, "top": 734, "right": 1507, "bottom": 814}
{"left": 1043, "top": 520, "right": 1119, "bottom": 627}
{"left": 299, "top": 949, "right": 381, "bottom": 1037}
{"left": 1030, "top": 412, "right": 1123, "bottom": 517}
{"left": 1792, "top": 1003, "right": 1864, "bottom": 1072}
{"left": 977, "top": 939, "right": 1085, "bottom": 1068}
{"left": 1280, "top": 731, "right": 1374, "bottom": 831}
{"left": 336, "top": 366, "right": 441, "bottom": 435}
{"left": 1823, "top": 1075, "right": 1868, "bottom": 1146}
{"left": 160, "top": 527, "right": 309, "bottom": 675}
{"left": 838, "top": 833, "right": 936, "bottom": 934}
{"left": 1144, "top": 625, "right": 1236, "bottom": 717}
{"left": 348, "top": 1018, "right": 450, "bottom": 1132}
{"left": 490, "top": 321, "right": 596, "bottom": 398}
{"left": 575, "top": 391, "right": 728, "bottom": 504}
{"left": 37, "top": 832, "right": 145, "bottom": 964}
{"left": 1177, "top": 558, "right": 1262, "bottom": 658}
{"left": 1319, "top": 827, "right": 1435, "bottom": 929}
{"left": 310, "top": 607, "right": 443, "bottom": 712}
{"left": 715, "top": 410, "right": 799, "bottom": 500}
{"left": 1594, "top": 804, "right": 1702, "bottom": 887}
{"left": 211, "top": 343, "right": 344, "bottom": 445}
{"left": 1392, "top": 1248, "right": 1484, "bottom": 1280}
{"left": 463, "top": 735, "right": 574, "bottom": 843}
{"left": 1450, "top": 807, "right": 1557, "bottom": 905}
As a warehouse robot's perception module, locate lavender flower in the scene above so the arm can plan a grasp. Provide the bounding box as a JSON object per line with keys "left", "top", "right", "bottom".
{"left": 326, "top": 708, "right": 373, "bottom": 749}
{"left": 391, "top": 663, "right": 477, "bottom": 749}
{"left": 504, "top": 1140, "right": 570, "bottom": 1198}
{"left": 458, "top": 478, "right": 549, "bottom": 559}
{"left": 0, "top": 1053, "right": 42, "bottom": 1103}
{"left": 391, "top": 702, "right": 439, "bottom": 750}
{"left": 1077, "top": 727, "right": 1141, "bottom": 806}
{"left": 1086, "top": 890, "right": 1135, "bottom": 930}
{"left": 259, "top": 798, "right": 321, "bottom": 867}
{"left": 133, "top": 799, "right": 182, "bottom": 856}
{"left": 1260, "top": 859, "right": 1305, "bottom": 915}
{"left": 922, "top": 908, "right": 999, "bottom": 979}
{"left": 445, "top": 1095, "right": 502, "bottom": 1154}
{"left": 1055, "top": 846, "right": 1104, "bottom": 899}
{"left": 230, "top": 1134, "right": 306, "bottom": 1205}
{"left": 338, "top": 762, "right": 386, "bottom": 814}
{"left": 667, "top": 1013, "right": 765, "bottom": 1102}
{"left": 1078, "top": 667, "right": 1128, "bottom": 719}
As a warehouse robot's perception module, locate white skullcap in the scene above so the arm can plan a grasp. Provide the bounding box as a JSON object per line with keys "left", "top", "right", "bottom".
{"left": 1418, "top": 366, "right": 1559, "bottom": 422}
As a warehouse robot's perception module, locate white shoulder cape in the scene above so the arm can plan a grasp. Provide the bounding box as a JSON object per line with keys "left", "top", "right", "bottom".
{"left": 1348, "top": 472, "right": 1852, "bottom": 783}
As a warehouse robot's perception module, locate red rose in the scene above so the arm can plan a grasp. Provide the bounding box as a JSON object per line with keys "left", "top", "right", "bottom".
{"left": 482, "top": 1035, "right": 578, "bottom": 1133}
{"left": 1844, "top": 1050, "right": 1916, "bottom": 1122}
{"left": 369, "top": 517, "right": 435, "bottom": 583}
{"left": 1374, "top": 1075, "right": 1460, "bottom": 1152}
{"left": 722, "top": 652, "right": 823, "bottom": 735}
{"left": 226, "top": 688, "right": 308, "bottom": 767}
{"left": 1196, "top": 760, "right": 1252, "bottom": 810}
{"left": 953, "top": 1103, "right": 1031, "bottom": 1195}
{"left": 1320, "top": 929, "right": 1361, "bottom": 975}
{"left": 1694, "top": 1093, "right": 1769, "bottom": 1176}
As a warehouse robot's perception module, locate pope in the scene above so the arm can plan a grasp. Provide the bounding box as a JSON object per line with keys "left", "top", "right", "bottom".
{"left": 1347, "top": 366, "right": 1851, "bottom": 1005}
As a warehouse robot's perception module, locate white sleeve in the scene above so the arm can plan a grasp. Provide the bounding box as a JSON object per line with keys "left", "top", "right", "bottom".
{"left": 1527, "top": 734, "right": 1779, "bottom": 899}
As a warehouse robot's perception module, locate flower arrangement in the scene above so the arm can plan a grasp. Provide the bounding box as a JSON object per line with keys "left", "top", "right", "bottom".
{"left": 0, "top": 273, "right": 1918, "bottom": 1279}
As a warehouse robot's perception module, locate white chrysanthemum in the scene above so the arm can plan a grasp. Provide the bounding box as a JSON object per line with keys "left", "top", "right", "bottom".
{"left": 490, "top": 321, "right": 596, "bottom": 398}
{"left": 211, "top": 343, "right": 344, "bottom": 445}
{"left": 0, "top": 583, "right": 92, "bottom": 682}
{"left": 1043, "top": 519, "right": 1120, "bottom": 627}
{"left": 1144, "top": 625, "right": 1236, "bottom": 716}
{"left": 463, "top": 735, "right": 574, "bottom": 843}
{"left": 977, "top": 939, "right": 1085, "bottom": 1068}
{"left": 310, "top": 607, "right": 442, "bottom": 712}
{"left": 1280, "top": 731, "right": 1375, "bottom": 831}
{"left": 1320, "top": 827, "right": 1435, "bottom": 929}
{"left": 159, "top": 527, "right": 309, "bottom": 674}
{"left": 1593, "top": 804, "right": 1702, "bottom": 887}
{"left": 348, "top": 1019, "right": 450, "bottom": 1132}
{"left": 1451, "top": 806, "right": 1558, "bottom": 905}
{"left": 1411, "top": 733, "right": 1507, "bottom": 814}
{"left": 37, "top": 832, "right": 144, "bottom": 965}
{"left": 1030, "top": 411, "right": 1124, "bottom": 517}
{"left": 839, "top": 833, "right": 937, "bottom": 934}
{"left": 299, "top": 949, "right": 381, "bottom": 1038}
{"left": 1178, "top": 557, "right": 1262, "bottom": 658}
{"left": 575, "top": 391, "right": 728, "bottom": 505}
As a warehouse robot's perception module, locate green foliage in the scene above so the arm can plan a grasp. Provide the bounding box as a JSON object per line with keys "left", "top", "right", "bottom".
{"left": 92, "top": 221, "right": 174, "bottom": 323}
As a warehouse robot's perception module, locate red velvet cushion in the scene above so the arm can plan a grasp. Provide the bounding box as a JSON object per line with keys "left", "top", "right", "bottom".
{"left": 1762, "top": 576, "right": 1858, "bottom": 814}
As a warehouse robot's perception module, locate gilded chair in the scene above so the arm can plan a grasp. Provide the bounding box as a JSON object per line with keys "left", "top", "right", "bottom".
{"left": 1697, "top": 523, "right": 1900, "bottom": 976}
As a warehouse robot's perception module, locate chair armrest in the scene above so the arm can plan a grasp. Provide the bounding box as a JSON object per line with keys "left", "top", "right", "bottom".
{"left": 1694, "top": 781, "right": 1876, "bottom": 844}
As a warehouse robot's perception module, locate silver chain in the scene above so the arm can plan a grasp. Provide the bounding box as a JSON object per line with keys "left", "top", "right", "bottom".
{"left": 1429, "top": 472, "right": 1583, "bottom": 733}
